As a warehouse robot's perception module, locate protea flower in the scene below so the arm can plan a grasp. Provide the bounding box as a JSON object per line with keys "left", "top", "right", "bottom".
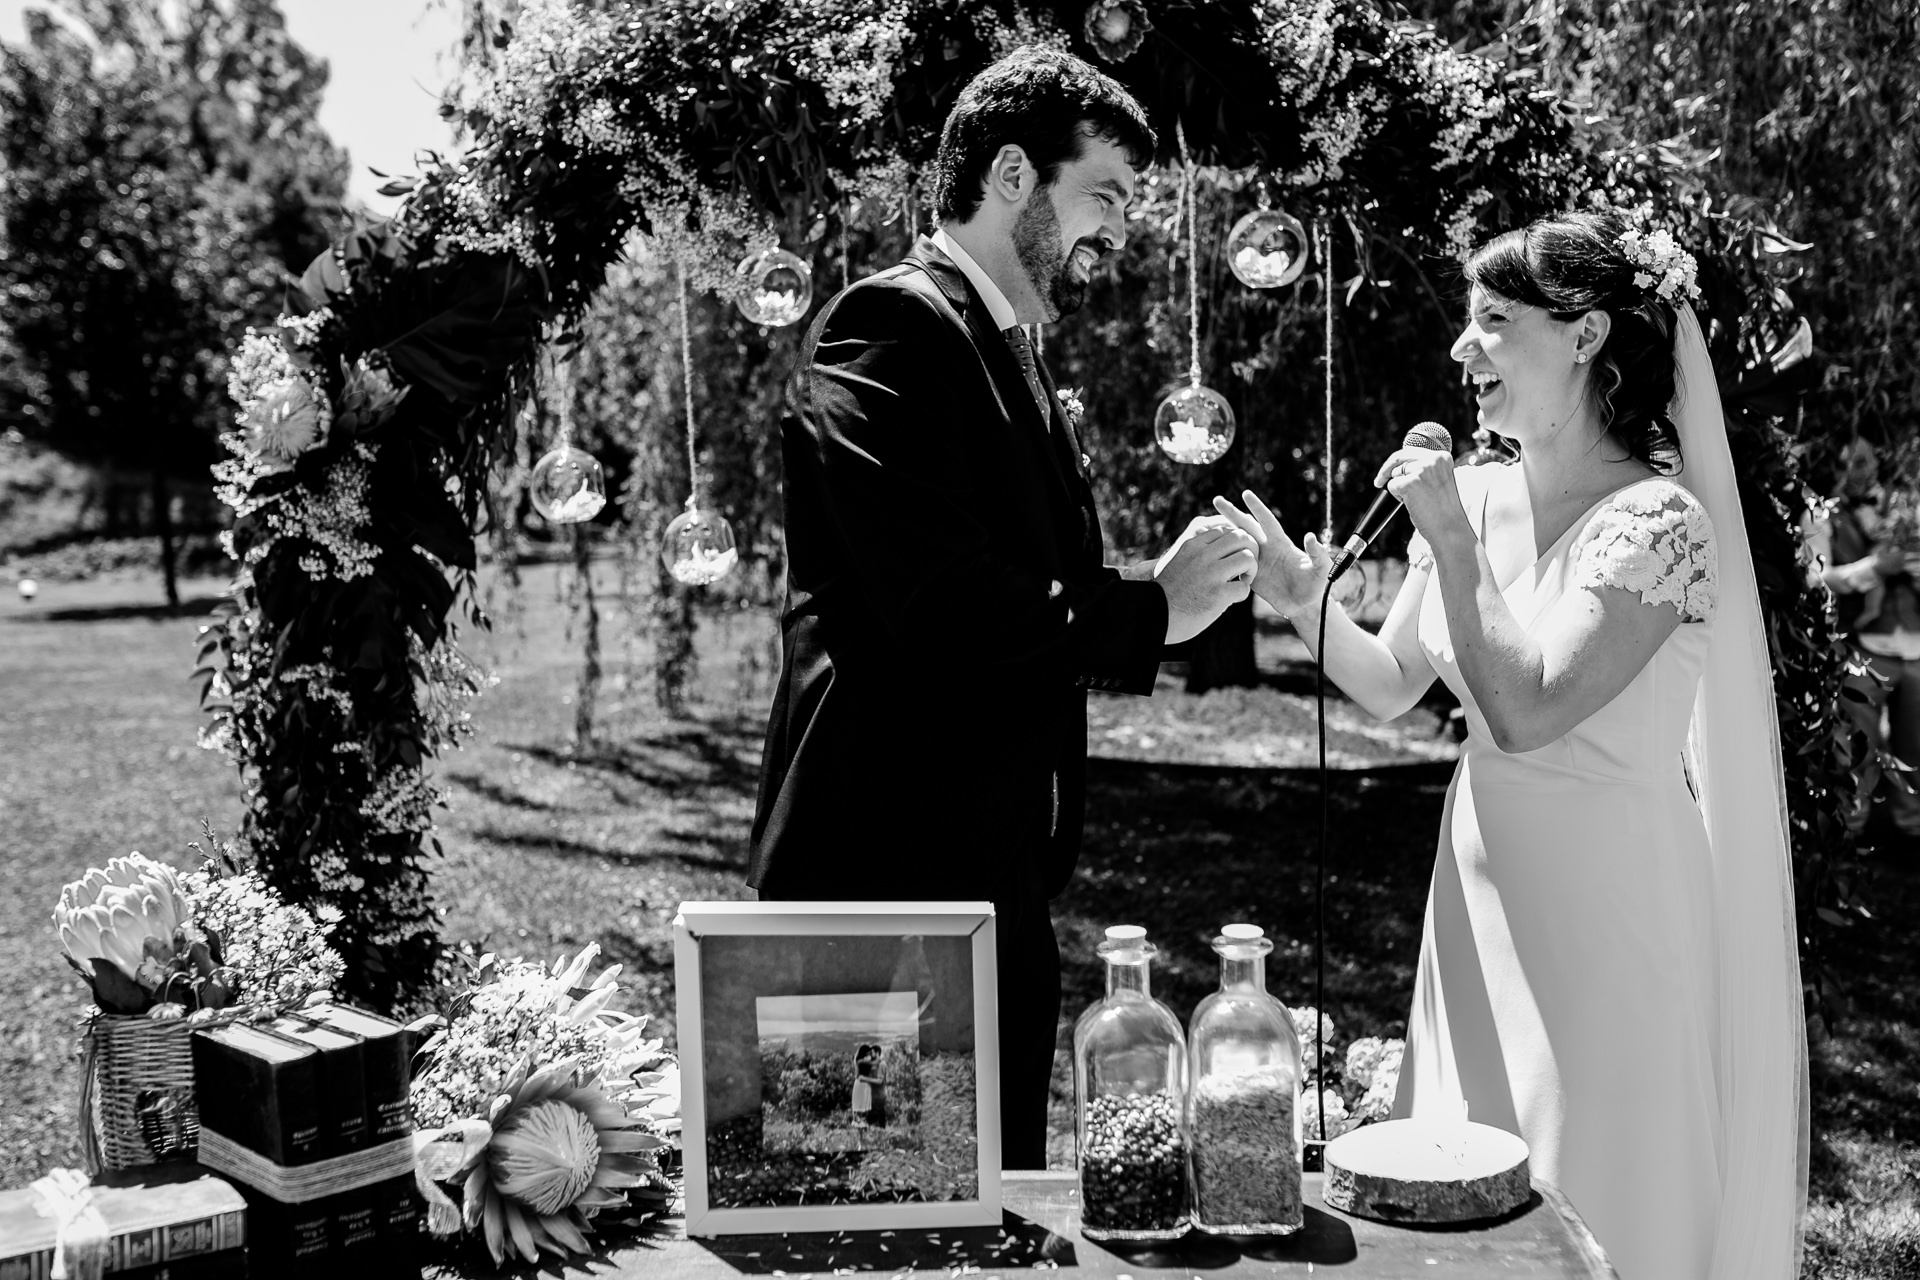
{"left": 56, "top": 855, "right": 190, "bottom": 982}
{"left": 333, "top": 357, "right": 408, "bottom": 434}
{"left": 452, "top": 1057, "right": 670, "bottom": 1264}
{"left": 54, "top": 853, "right": 234, "bottom": 1014}
{"left": 544, "top": 944, "right": 664, "bottom": 1076}
{"left": 243, "top": 376, "right": 328, "bottom": 468}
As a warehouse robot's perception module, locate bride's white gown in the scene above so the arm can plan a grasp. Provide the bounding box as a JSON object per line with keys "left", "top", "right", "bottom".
{"left": 1392, "top": 472, "right": 1722, "bottom": 1280}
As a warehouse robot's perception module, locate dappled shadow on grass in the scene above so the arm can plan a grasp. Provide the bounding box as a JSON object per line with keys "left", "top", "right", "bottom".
{"left": 1805, "top": 851, "right": 1920, "bottom": 1207}
{"left": 13, "top": 593, "right": 228, "bottom": 623}
{"left": 1059, "top": 757, "right": 1451, "bottom": 1037}
{"left": 468, "top": 823, "right": 744, "bottom": 873}
{"left": 513, "top": 716, "right": 763, "bottom": 795}
{"left": 442, "top": 773, "right": 555, "bottom": 813}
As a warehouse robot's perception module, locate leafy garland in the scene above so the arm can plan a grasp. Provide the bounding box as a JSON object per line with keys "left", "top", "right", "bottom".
{"left": 197, "top": 0, "right": 1842, "bottom": 1009}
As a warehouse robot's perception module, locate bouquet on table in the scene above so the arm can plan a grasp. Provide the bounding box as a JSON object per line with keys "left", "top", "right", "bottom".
{"left": 410, "top": 943, "right": 680, "bottom": 1267}
{"left": 1289, "top": 1005, "right": 1406, "bottom": 1141}
{"left": 53, "top": 826, "right": 345, "bottom": 1170}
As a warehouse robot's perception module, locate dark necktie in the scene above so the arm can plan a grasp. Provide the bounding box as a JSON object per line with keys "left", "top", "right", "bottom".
{"left": 1003, "top": 325, "right": 1052, "bottom": 426}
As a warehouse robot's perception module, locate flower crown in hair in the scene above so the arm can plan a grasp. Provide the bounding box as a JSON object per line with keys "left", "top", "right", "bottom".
{"left": 1617, "top": 221, "right": 1701, "bottom": 306}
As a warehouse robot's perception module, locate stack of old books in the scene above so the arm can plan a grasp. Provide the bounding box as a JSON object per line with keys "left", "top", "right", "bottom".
{"left": 190, "top": 1004, "right": 419, "bottom": 1275}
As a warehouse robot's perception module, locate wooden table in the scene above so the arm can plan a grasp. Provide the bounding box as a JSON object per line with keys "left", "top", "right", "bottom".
{"left": 543, "top": 1172, "right": 1616, "bottom": 1280}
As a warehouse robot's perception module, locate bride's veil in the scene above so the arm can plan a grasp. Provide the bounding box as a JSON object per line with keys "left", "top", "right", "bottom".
{"left": 1672, "top": 304, "right": 1810, "bottom": 1279}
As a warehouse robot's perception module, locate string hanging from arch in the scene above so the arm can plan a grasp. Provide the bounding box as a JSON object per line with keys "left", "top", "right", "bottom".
{"left": 1318, "top": 217, "right": 1335, "bottom": 540}
{"left": 1152, "top": 121, "right": 1236, "bottom": 467}
{"left": 525, "top": 340, "right": 606, "bottom": 524}
{"left": 677, "top": 260, "right": 701, "bottom": 506}
{"left": 660, "top": 260, "right": 740, "bottom": 586}
{"left": 1179, "top": 121, "right": 1202, "bottom": 390}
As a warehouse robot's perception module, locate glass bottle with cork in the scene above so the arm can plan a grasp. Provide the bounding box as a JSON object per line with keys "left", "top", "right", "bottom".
{"left": 1187, "top": 923, "right": 1304, "bottom": 1234}
{"left": 1072, "top": 924, "right": 1190, "bottom": 1240}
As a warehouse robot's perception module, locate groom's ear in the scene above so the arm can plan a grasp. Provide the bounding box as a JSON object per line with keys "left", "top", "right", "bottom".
{"left": 985, "top": 144, "right": 1036, "bottom": 206}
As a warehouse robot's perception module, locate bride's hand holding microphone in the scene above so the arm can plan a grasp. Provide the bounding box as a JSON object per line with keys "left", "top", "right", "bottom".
{"left": 1373, "top": 442, "right": 1469, "bottom": 556}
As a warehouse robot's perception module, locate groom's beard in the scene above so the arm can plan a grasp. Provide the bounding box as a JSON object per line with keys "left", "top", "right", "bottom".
{"left": 1013, "top": 187, "right": 1103, "bottom": 319}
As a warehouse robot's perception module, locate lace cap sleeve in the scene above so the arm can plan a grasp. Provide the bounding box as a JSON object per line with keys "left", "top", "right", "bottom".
{"left": 1571, "top": 479, "right": 1717, "bottom": 622}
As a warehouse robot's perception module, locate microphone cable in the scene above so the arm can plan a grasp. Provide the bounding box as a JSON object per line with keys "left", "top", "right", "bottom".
{"left": 1309, "top": 564, "right": 1339, "bottom": 1166}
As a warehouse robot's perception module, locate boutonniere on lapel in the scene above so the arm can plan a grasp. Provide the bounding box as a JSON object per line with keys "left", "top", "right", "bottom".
{"left": 1057, "top": 387, "right": 1086, "bottom": 432}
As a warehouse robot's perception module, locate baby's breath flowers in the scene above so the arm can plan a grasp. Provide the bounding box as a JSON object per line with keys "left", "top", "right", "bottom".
{"left": 181, "top": 860, "right": 344, "bottom": 1013}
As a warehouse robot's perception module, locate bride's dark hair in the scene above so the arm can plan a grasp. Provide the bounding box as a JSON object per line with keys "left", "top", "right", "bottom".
{"left": 1462, "top": 209, "right": 1681, "bottom": 472}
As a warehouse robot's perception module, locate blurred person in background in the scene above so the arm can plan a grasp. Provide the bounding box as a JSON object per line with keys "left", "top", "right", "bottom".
{"left": 1807, "top": 435, "right": 1920, "bottom": 839}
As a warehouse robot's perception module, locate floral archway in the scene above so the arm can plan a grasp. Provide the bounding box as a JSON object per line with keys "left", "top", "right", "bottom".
{"left": 198, "top": 0, "right": 1839, "bottom": 1010}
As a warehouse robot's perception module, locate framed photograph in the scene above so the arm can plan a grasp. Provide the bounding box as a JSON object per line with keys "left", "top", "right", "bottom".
{"left": 673, "top": 902, "right": 1001, "bottom": 1236}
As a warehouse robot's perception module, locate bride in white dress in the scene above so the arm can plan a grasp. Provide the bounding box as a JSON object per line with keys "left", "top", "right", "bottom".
{"left": 1215, "top": 211, "right": 1807, "bottom": 1280}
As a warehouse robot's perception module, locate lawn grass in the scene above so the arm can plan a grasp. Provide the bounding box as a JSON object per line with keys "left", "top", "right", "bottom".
{"left": 1, "top": 562, "right": 1914, "bottom": 1278}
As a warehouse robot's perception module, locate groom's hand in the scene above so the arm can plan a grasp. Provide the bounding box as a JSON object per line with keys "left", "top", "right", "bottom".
{"left": 1154, "top": 517, "right": 1258, "bottom": 644}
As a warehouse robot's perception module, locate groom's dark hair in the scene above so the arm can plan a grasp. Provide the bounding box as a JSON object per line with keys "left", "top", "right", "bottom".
{"left": 932, "top": 46, "right": 1157, "bottom": 224}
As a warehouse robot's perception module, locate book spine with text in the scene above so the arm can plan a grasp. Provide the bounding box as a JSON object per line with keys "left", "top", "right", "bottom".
{"left": 190, "top": 1027, "right": 324, "bottom": 1166}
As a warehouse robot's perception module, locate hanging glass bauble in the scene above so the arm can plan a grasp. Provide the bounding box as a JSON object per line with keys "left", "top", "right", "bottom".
{"left": 1155, "top": 384, "right": 1236, "bottom": 465}
{"left": 662, "top": 503, "right": 739, "bottom": 586}
{"left": 735, "top": 249, "right": 813, "bottom": 327}
{"left": 1083, "top": 0, "right": 1150, "bottom": 62}
{"left": 528, "top": 446, "right": 607, "bottom": 524}
{"left": 1226, "top": 209, "right": 1310, "bottom": 290}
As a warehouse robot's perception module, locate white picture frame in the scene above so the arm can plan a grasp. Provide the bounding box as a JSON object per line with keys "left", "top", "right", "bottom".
{"left": 673, "top": 901, "right": 1002, "bottom": 1237}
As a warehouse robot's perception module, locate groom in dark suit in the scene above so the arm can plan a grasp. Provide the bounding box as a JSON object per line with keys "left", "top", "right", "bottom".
{"left": 749, "top": 47, "right": 1256, "bottom": 1167}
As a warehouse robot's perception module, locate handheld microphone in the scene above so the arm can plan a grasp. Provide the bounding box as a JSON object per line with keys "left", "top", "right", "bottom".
{"left": 1327, "top": 422, "right": 1453, "bottom": 585}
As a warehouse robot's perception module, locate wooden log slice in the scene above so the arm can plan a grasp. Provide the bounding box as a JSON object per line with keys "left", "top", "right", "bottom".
{"left": 1322, "top": 1119, "right": 1531, "bottom": 1224}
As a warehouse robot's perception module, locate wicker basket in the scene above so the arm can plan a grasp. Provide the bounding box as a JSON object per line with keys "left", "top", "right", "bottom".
{"left": 79, "top": 1012, "right": 229, "bottom": 1174}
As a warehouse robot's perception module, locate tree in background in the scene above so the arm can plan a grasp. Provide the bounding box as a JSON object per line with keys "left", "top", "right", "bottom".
{"left": 1397, "top": 0, "right": 1913, "bottom": 1003}
{"left": 1407, "top": 0, "right": 1917, "bottom": 483}
{"left": 561, "top": 246, "right": 795, "bottom": 722}
{"left": 0, "top": 0, "right": 346, "bottom": 605}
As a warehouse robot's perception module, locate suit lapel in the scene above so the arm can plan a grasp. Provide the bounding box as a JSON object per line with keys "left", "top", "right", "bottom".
{"left": 1032, "top": 349, "right": 1099, "bottom": 553}
{"left": 1031, "top": 343, "right": 1089, "bottom": 483}
{"left": 905, "top": 238, "right": 1085, "bottom": 506}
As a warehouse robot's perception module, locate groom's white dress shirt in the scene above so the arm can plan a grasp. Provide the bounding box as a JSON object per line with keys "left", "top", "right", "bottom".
{"left": 933, "top": 227, "right": 1019, "bottom": 334}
